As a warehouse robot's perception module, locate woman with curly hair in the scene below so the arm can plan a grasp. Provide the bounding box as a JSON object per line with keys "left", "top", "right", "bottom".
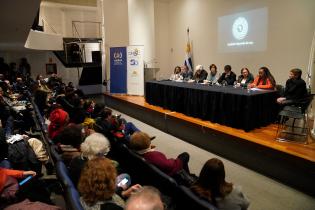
{"left": 191, "top": 158, "right": 249, "bottom": 210}
{"left": 78, "top": 157, "right": 141, "bottom": 210}
{"left": 78, "top": 157, "right": 124, "bottom": 210}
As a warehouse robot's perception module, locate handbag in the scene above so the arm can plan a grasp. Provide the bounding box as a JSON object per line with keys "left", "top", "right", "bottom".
{"left": 174, "top": 169, "right": 197, "bottom": 187}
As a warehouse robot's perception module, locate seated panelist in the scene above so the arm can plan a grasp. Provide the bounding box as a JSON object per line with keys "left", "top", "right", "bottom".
{"left": 206, "top": 64, "right": 219, "bottom": 84}
{"left": 248, "top": 67, "right": 276, "bottom": 90}
{"left": 236, "top": 68, "right": 254, "bottom": 88}
{"left": 170, "top": 66, "right": 182, "bottom": 81}
{"left": 217, "top": 65, "right": 236, "bottom": 86}
{"left": 193, "top": 65, "right": 208, "bottom": 83}
{"left": 180, "top": 65, "right": 193, "bottom": 80}
{"left": 277, "top": 68, "right": 308, "bottom": 105}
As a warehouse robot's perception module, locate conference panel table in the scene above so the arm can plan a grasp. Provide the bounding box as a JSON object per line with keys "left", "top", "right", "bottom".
{"left": 145, "top": 80, "right": 279, "bottom": 131}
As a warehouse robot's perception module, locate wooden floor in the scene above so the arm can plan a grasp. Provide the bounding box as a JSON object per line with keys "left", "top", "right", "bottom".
{"left": 105, "top": 93, "right": 315, "bottom": 163}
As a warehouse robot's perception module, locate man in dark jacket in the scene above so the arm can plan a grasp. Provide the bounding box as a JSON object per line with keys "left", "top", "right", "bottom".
{"left": 218, "top": 65, "right": 236, "bottom": 85}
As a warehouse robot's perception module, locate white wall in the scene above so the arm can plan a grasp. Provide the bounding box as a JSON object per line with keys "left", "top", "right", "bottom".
{"left": 40, "top": 2, "right": 99, "bottom": 38}
{"left": 164, "top": 0, "right": 315, "bottom": 85}
{"left": 154, "top": 0, "right": 170, "bottom": 79}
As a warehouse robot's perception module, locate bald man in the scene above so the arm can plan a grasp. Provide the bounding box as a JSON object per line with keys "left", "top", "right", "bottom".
{"left": 125, "top": 186, "right": 164, "bottom": 210}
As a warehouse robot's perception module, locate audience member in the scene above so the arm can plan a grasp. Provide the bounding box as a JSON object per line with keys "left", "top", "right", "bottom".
{"left": 48, "top": 108, "right": 69, "bottom": 140}
{"left": 236, "top": 68, "right": 254, "bottom": 88}
{"left": 248, "top": 67, "right": 276, "bottom": 89}
{"left": 129, "top": 131, "right": 190, "bottom": 177}
{"left": 18, "top": 58, "right": 31, "bottom": 79}
{"left": 56, "top": 124, "right": 89, "bottom": 167}
{"left": 0, "top": 127, "right": 8, "bottom": 166}
{"left": 125, "top": 186, "right": 164, "bottom": 210}
{"left": 69, "top": 132, "right": 112, "bottom": 187}
{"left": 193, "top": 65, "right": 208, "bottom": 83}
{"left": 0, "top": 57, "right": 10, "bottom": 79}
{"left": 95, "top": 108, "right": 139, "bottom": 142}
{"left": 217, "top": 65, "right": 236, "bottom": 85}
{"left": 78, "top": 158, "right": 141, "bottom": 210}
{"left": 191, "top": 158, "right": 250, "bottom": 210}
{"left": 207, "top": 64, "right": 219, "bottom": 84}
{"left": 0, "top": 168, "right": 36, "bottom": 195}
{"left": 9, "top": 62, "right": 17, "bottom": 82}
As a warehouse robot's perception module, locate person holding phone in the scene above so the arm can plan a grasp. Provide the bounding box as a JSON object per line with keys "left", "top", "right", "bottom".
{"left": 78, "top": 158, "right": 141, "bottom": 210}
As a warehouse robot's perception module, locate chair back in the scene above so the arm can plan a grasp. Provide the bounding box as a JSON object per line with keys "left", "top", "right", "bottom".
{"left": 55, "top": 161, "right": 75, "bottom": 189}
{"left": 276, "top": 84, "right": 284, "bottom": 95}
{"left": 50, "top": 144, "right": 62, "bottom": 163}
{"left": 65, "top": 186, "right": 84, "bottom": 210}
{"left": 147, "top": 163, "right": 178, "bottom": 196}
{"left": 299, "top": 94, "right": 314, "bottom": 113}
{"left": 176, "top": 185, "right": 218, "bottom": 210}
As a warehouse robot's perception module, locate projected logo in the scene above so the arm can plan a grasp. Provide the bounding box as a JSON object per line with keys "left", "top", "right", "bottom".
{"left": 232, "top": 17, "right": 248, "bottom": 40}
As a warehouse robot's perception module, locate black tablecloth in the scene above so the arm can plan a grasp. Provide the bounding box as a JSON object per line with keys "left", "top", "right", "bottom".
{"left": 145, "top": 80, "right": 279, "bottom": 131}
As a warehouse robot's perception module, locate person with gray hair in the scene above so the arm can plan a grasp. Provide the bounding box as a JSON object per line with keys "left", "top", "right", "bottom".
{"left": 125, "top": 186, "right": 164, "bottom": 210}
{"left": 68, "top": 132, "right": 112, "bottom": 186}
{"left": 193, "top": 65, "right": 208, "bottom": 83}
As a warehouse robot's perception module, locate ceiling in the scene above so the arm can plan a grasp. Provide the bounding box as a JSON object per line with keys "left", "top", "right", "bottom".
{"left": 0, "top": 0, "right": 41, "bottom": 51}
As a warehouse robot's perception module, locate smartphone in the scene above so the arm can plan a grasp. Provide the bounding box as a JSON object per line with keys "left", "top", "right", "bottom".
{"left": 117, "top": 178, "right": 128, "bottom": 187}
{"left": 19, "top": 176, "right": 33, "bottom": 186}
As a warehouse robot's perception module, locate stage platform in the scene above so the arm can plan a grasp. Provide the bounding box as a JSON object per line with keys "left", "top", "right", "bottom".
{"left": 104, "top": 93, "right": 315, "bottom": 196}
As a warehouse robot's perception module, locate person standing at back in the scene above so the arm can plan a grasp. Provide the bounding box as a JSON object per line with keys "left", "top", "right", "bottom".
{"left": 218, "top": 65, "right": 236, "bottom": 85}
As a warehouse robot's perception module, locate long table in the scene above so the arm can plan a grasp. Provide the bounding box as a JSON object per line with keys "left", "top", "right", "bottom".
{"left": 145, "top": 80, "right": 279, "bottom": 131}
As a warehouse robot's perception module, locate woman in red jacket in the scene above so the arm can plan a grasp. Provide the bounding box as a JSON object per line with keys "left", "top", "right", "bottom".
{"left": 249, "top": 67, "right": 276, "bottom": 89}
{"left": 129, "top": 131, "right": 190, "bottom": 177}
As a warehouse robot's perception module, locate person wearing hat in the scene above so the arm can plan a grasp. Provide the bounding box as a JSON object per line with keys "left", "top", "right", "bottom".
{"left": 129, "top": 132, "right": 190, "bottom": 177}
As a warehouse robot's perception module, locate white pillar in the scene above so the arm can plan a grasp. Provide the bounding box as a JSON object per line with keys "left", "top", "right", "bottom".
{"left": 128, "top": 0, "right": 155, "bottom": 65}
{"left": 310, "top": 32, "right": 315, "bottom": 139}
{"left": 311, "top": 67, "right": 315, "bottom": 138}
{"left": 98, "top": 0, "right": 106, "bottom": 92}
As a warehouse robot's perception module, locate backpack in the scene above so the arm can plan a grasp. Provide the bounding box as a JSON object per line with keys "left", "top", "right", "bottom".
{"left": 8, "top": 139, "right": 41, "bottom": 173}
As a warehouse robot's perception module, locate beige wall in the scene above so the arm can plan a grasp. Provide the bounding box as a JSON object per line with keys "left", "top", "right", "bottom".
{"left": 102, "top": 0, "right": 129, "bottom": 82}
{"left": 128, "top": 0, "right": 155, "bottom": 63}
{"left": 154, "top": 0, "right": 171, "bottom": 79}
{"left": 164, "top": 0, "right": 315, "bottom": 85}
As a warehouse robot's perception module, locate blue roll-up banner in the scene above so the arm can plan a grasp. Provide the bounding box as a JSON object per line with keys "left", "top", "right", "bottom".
{"left": 110, "top": 47, "right": 127, "bottom": 93}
